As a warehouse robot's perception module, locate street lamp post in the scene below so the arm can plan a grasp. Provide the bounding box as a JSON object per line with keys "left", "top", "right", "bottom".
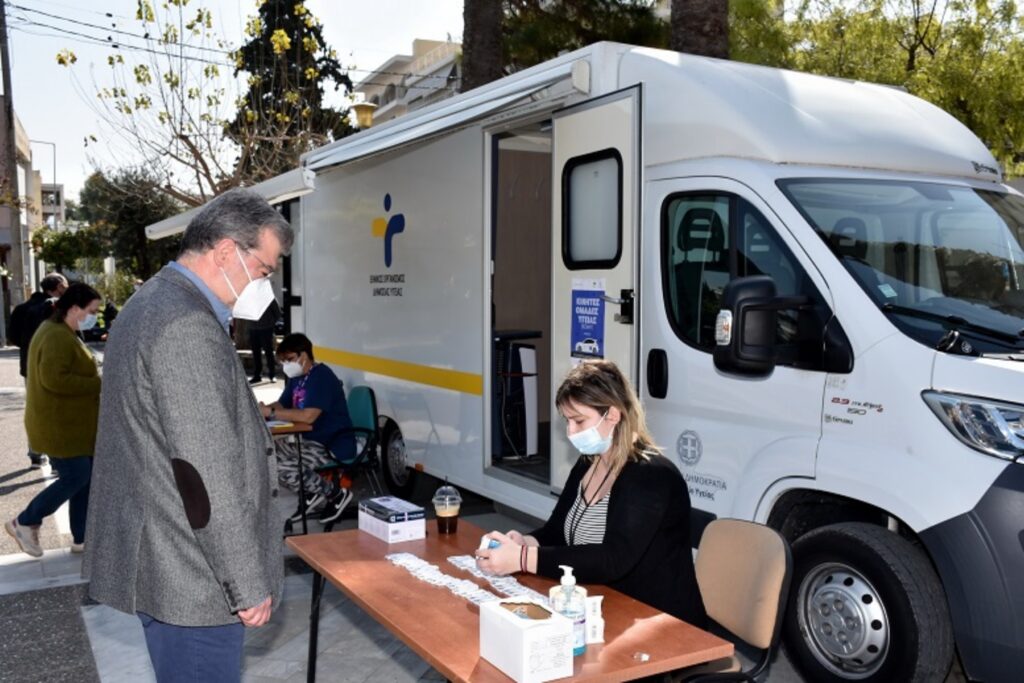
{"left": 29, "top": 139, "right": 56, "bottom": 224}
{"left": 29, "top": 140, "right": 56, "bottom": 293}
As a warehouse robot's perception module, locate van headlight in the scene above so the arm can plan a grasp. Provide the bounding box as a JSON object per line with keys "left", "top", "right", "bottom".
{"left": 923, "top": 391, "right": 1024, "bottom": 461}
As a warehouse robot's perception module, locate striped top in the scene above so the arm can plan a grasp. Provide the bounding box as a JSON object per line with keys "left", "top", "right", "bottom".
{"left": 563, "top": 485, "right": 610, "bottom": 546}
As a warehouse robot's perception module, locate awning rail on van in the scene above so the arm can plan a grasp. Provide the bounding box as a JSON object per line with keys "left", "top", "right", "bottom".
{"left": 303, "top": 56, "right": 586, "bottom": 171}
{"left": 144, "top": 168, "right": 315, "bottom": 240}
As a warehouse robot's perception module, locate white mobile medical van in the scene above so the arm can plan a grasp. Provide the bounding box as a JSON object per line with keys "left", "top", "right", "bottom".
{"left": 148, "top": 42, "right": 1024, "bottom": 682}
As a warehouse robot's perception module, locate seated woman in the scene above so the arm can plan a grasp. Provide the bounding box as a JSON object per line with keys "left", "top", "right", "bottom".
{"left": 476, "top": 360, "right": 707, "bottom": 627}
{"left": 259, "top": 333, "right": 357, "bottom": 525}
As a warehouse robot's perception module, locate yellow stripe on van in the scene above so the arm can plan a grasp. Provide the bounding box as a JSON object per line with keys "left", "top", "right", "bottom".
{"left": 314, "top": 346, "right": 484, "bottom": 396}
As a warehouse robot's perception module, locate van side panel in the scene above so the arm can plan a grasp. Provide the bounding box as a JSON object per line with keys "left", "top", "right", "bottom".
{"left": 301, "top": 128, "right": 559, "bottom": 519}
{"left": 303, "top": 129, "right": 486, "bottom": 484}
{"left": 815, "top": 334, "right": 1003, "bottom": 531}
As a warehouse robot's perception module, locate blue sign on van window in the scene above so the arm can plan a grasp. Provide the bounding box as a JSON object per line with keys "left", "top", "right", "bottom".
{"left": 571, "top": 278, "right": 605, "bottom": 359}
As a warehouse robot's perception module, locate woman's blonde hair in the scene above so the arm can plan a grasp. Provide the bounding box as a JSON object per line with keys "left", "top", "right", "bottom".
{"left": 555, "top": 359, "right": 660, "bottom": 476}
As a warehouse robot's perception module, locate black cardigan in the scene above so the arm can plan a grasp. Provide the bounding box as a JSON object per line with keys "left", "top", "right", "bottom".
{"left": 532, "top": 453, "right": 708, "bottom": 628}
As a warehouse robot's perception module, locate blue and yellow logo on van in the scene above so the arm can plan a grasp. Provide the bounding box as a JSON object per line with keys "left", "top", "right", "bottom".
{"left": 371, "top": 193, "right": 405, "bottom": 268}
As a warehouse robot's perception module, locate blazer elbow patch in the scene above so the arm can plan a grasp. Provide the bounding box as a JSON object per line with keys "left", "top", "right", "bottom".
{"left": 171, "top": 458, "right": 211, "bottom": 529}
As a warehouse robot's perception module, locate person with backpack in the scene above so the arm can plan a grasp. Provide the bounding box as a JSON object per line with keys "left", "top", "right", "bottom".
{"left": 8, "top": 272, "right": 68, "bottom": 468}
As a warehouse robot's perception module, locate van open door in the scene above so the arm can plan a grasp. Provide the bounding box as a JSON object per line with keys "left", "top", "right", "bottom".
{"left": 550, "top": 87, "right": 641, "bottom": 491}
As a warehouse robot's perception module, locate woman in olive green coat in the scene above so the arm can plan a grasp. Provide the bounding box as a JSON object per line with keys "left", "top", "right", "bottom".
{"left": 5, "top": 283, "right": 101, "bottom": 558}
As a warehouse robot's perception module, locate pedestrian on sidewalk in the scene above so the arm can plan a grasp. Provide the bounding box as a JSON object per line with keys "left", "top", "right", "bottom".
{"left": 84, "top": 189, "right": 292, "bottom": 683}
{"left": 5, "top": 283, "right": 101, "bottom": 558}
{"left": 259, "top": 333, "right": 356, "bottom": 524}
{"left": 8, "top": 272, "right": 68, "bottom": 469}
{"left": 248, "top": 297, "right": 281, "bottom": 383}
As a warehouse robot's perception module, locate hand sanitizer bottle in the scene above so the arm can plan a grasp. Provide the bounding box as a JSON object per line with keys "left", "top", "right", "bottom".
{"left": 550, "top": 565, "right": 587, "bottom": 656}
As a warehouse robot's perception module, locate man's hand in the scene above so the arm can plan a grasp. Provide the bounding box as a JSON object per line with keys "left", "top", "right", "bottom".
{"left": 238, "top": 596, "right": 272, "bottom": 627}
{"left": 258, "top": 402, "right": 271, "bottom": 419}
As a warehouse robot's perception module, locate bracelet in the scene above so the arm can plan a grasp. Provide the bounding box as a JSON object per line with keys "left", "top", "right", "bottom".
{"left": 520, "top": 545, "right": 528, "bottom": 573}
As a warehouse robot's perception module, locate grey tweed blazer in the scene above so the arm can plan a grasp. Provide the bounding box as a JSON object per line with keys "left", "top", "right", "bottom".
{"left": 83, "top": 265, "right": 283, "bottom": 626}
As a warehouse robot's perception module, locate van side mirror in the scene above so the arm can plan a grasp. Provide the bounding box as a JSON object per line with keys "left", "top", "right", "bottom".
{"left": 714, "top": 276, "right": 779, "bottom": 377}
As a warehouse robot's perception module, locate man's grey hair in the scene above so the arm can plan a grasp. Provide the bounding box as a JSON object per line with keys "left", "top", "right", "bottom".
{"left": 40, "top": 272, "right": 67, "bottom": 295}
{"left": 179, "top": 188, "right": 294, "bottom": 256}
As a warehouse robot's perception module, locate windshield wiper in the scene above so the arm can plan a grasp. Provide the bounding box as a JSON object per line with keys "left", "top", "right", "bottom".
{"left": 880, "top": 303, "right": 1024, "bottom": 348}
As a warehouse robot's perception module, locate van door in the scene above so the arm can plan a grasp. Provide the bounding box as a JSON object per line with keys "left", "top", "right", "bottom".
{"left": 550, "top": 88, "right": 640, "bottom": 491}
{"left": 641, "top": 177, "right": 830, "bottom": 533}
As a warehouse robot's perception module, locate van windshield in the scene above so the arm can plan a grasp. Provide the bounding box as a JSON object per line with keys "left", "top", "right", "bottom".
{"left": 779, "top": 179, "right": 1024, "bottom": 352}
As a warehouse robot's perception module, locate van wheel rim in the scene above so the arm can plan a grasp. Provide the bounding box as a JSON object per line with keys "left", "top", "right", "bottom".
{"left": 797, "top": 562, "right": 889, "bottom": 679}
{"left": 386, "top": 433, "right": 409, "bottom": 486}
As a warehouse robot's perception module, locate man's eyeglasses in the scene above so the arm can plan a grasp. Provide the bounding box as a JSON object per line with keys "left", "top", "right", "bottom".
{"left": 246, "top": 250, "right": 276, "bottom": 278}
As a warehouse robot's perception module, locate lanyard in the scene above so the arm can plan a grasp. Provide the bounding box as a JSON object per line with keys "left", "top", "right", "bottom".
{"left": 291, "top": 366, "right": 314, "bottom": 406}
{"left": 568, "top": 460, "right": 614, "bottom": 546}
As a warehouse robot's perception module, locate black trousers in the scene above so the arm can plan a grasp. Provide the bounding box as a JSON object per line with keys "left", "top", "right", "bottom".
{"left": 249, "top": 327, "right": 276, "bottom": 380}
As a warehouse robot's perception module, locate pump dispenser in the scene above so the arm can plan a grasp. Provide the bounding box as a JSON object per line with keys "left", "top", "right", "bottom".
{"left": 550, "top": 565, "right": 587, "bottom": 656}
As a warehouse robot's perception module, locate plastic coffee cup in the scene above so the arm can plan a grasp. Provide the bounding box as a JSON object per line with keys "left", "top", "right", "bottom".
{"left": 432, "top": 484, "right": 462, "bottom": 535}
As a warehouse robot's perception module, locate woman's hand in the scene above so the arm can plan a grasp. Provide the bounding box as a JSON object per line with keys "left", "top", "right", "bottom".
{"left": 475, "top": 531, "right": 522, "bottom": 575}
{"left": 506, "top": 530, "right": 539, "bottom": 547}
{"left": 259, "top": 402, "right": 272, "bottom": 419}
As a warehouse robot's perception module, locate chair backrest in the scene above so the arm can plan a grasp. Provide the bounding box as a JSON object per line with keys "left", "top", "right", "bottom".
{"left": 347, "top": 386, "right": 379, "bottom": 434}
{"left": 830, "top": 217, "right": 869, "bottom": 261}
{"left": 694, "top": 519, "right": 792, "bottom": 650}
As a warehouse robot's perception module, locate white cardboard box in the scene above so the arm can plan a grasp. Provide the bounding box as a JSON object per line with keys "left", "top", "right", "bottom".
{"left": 479, "top": 599, "right": 574, "bottom": 683}
{"left": 357, "top": 509, "right": 425, "bottom": 543}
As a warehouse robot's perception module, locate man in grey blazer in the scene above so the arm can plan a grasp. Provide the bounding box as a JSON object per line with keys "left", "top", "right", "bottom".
{"left": 84, "top": 189, "right": 292, "bottom": 682}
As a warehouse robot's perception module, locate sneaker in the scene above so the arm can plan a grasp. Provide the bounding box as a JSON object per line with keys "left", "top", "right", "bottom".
{"left": 5, "top": 519, "right": 43, "bottom": 558}
{"left": 249, "top": 377, "right": 262, "bottom": 384}
{"left": 318, "top": 489, "right": 354, "bottom": 525}
{"left": 287, "top": 493, "right": 326, "bottom": 523}
{"left": 71, "top": 542, "right": 85, "bottom": 554}
{"left": 28, "top": 453, "right": 48, "bottom": 470}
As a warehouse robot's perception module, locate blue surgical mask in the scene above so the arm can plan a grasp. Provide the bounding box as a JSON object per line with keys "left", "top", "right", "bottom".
{"left": 567, "top": 412, "right": 613, "bottom": 455}
{"left": 78, "top": 313, "right": 98, "bottom": 331}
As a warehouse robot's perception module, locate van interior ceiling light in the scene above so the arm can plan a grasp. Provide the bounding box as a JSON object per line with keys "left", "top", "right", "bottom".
{"left": 923, "top": 391, "right": 1024, "bottom": 461}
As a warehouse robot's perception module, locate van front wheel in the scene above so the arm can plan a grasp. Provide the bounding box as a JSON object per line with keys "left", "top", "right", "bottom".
{"left": 380, "top": 421, "right": 415, "bottom": 498}
{"left": 783, "top": 522, "right": 953, "bottom": 683}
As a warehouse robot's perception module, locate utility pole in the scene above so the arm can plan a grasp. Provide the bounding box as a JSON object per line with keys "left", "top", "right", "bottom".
{"left": 0, "top": 0, "right": 24, "bottom": 317}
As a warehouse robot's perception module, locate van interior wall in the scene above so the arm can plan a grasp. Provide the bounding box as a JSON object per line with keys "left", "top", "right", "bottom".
{"left": 493, "top": 147, "right": 553, "bottom": 415}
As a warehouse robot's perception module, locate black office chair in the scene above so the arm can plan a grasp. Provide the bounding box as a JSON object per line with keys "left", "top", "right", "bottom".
{"left": 313, "top": 386, "right": 385, "bottom": 531}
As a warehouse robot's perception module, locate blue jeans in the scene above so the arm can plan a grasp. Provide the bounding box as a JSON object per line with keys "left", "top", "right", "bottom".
{"left": 138, "top": 612, "right": 245, "bottom": 682}
{"left": 18, "top": 455, "right": 91, "bottom": 543}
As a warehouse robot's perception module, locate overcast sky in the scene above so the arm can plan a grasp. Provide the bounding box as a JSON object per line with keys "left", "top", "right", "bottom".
{"left": 6, "top": 0, "right": 464, "bottom": 201}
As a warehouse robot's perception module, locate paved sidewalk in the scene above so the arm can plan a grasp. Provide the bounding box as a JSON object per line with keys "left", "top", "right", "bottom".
{"left": 0, "top": 347, "right": 818, "bottom": 682}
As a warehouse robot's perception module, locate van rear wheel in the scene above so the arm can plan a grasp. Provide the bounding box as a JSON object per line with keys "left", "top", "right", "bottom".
{"left": 381, "top": 421, "right": 415, "bottom": 498}
{"left": 783, "top": 522, "right": 953, "bottom": 683}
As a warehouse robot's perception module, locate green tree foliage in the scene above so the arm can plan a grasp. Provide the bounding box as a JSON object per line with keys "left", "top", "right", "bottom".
{"left": 229, "top": 0, "right": 354, "bottom": 181}
{"left": 77, "top": 170, "right": 182, "bottom": 279}
{"left": 503, "top": 0, "right": 667, "bottom": 71}
{"left": 31, "top": 226, "right": 104, "bottom": 273}
{"left": 93, "top": 270, "right": 137, "bottom": 307}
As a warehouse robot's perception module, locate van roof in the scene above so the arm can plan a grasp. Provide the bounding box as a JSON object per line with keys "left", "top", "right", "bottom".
{"left": 304, "top": 42, "right": 1000, "bottom": 183}
{"left": 624, "top": 47, "right": 1000, "bottom": 182}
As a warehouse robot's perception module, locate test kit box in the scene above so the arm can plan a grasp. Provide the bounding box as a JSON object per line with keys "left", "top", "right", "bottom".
{"left": 357, "top": 496, "right": 425, "bottom": 544}
{"left": 479, "top": 599, "right": 574, "bottom": 683}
